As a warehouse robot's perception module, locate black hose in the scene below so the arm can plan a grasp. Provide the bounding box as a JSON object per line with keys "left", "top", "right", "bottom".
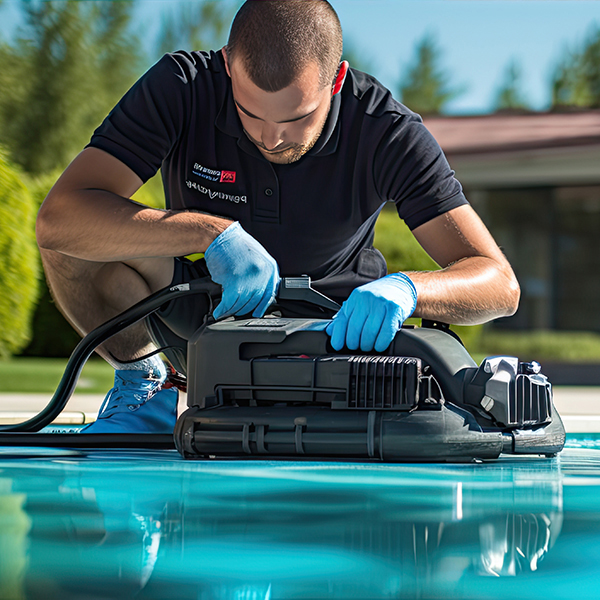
{"left": 0, "top": 278, "right": 219, "bottom": 433}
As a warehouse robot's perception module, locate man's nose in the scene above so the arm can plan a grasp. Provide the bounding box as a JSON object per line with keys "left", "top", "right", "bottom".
{"left": 261, "top": 123, "right": 285, "bottom": 150}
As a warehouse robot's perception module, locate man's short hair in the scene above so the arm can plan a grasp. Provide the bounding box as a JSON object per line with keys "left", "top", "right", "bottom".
{"left": 226, "top": 0, "right": 343, "bottom": 92}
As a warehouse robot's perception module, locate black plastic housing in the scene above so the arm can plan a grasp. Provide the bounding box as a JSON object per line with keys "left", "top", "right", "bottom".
{"left": 175, "top": 318, "right": 565, "bottom": 461}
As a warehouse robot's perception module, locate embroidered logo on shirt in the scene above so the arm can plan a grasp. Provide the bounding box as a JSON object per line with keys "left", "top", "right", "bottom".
{"left": 193, "top": 162, "right": 237, "bottom": 184}
{"left": 186, "top": 180, "right": 247, "bottom": 204}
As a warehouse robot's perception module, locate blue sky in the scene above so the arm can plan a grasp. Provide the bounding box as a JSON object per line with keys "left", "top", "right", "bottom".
{"left": 2, "top": 0, "right": 600, "bottom": 114}
{"left": 332, "top": 0, "right": 600, "bottom": 114}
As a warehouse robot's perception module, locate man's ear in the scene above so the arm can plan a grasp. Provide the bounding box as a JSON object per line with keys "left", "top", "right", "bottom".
{"left": 332, "top": 60, "right": 349, "bottom": 96}
{"left": 222, "top": 47, "right": 231, "bottom": 77}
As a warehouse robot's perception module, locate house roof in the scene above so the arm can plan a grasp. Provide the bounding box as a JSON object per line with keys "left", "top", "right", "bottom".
{"left": 423, "top": 110, "right": 600, "bottom": 156}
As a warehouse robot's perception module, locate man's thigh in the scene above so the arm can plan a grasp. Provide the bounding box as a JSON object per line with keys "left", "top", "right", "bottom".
{"left": 41, "top": 250, "right": 174, "bottom": 295}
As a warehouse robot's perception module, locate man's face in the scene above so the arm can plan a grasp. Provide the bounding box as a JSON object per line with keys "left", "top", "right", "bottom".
{"left": 226, "top": 53, "right": 332, "bottom": 164}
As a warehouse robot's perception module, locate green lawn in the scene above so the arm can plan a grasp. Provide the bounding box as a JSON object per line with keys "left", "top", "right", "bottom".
{"left": 0, "top": 357, "right": 114, "bottom": 394}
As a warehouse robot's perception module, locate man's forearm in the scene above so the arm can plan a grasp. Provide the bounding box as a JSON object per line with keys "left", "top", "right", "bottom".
{"left": 36, "top": 188, "right": 233, "bottom": 262}
{"left": 407, "top": 255, "right": 520, "bottom": 325}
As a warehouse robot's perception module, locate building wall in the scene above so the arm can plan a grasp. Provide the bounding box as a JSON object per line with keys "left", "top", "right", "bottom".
{"left": 468, "top": 185, "right": 600, "bottom": 332}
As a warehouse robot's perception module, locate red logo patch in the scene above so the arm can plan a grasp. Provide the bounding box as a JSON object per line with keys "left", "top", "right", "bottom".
{"left": 220, "top": 170, "right": 236, "bottom": 183}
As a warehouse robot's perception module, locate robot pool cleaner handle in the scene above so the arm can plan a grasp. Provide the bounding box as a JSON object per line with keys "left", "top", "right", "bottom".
{"left": 277, "top": 277, "right": 341, "bottom": 312}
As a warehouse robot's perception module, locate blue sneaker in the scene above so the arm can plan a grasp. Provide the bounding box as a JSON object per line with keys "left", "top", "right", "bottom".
{"left": 81, "top": 369, "right": 178, "bottom": 434}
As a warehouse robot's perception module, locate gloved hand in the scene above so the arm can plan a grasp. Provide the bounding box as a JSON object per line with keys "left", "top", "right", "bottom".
{"left": 326, "top": 273, "right": 417, "bottom": 352}
{"left": 204, "top": 222, "right": 280, "bottom": 319}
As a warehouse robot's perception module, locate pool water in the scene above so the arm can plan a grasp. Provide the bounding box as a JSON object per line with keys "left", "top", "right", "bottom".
{"left": 0, "top": 437, "right": 599, "bottom": 600}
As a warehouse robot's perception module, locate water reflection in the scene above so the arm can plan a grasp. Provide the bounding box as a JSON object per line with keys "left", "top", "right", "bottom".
{"left": 0, "top": 452, "right": 569, "bottom": 599}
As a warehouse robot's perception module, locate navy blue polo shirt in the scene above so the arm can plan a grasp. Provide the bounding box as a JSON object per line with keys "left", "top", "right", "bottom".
{"left": 88, "top": 50, "right": 467, "bottom": 285}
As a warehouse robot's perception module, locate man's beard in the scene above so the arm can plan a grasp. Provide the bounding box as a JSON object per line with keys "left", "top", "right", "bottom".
{"left": 244, "top": 130, "right": 322, "bottom": 164}
{"left": 243, "top": 106, "right": 330, "bottom": 164}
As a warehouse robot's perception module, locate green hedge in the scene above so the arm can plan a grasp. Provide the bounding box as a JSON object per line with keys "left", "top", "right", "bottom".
{"left": 19, "top": 170, "right": 80, "bottom": 357}
{"left": 0, "top": 150, "right": 40, "bottom": 358}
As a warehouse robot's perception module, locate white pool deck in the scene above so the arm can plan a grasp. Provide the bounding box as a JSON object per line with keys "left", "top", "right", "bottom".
{"left": 0, "top": 388, "right": 599, "bottom": 433}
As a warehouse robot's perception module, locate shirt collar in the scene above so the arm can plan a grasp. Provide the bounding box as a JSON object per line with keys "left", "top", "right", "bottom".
{"left": 306, "top": 89, "right": 341, "bottom": 157}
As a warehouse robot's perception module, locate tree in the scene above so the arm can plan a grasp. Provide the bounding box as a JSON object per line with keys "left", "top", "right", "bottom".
{"left": 551, "top": 27, "right": 600, "bottom": 109}
{"left": 494, "top": 59, "right": 530, "bottom": 111}
{"left": 0, "top": 0, "right": 142, "bottom": 174}
{"left": 397, "top": 33, "right": 462, "bottom": 115}
{"left": 0, "top": 149, "right": 40, "bottom": 358}
{"left": 157, "top": 0, "right": 239, "bottom": 59}
{"left": 88, "top": 2, "right": 144, "bottom": 129}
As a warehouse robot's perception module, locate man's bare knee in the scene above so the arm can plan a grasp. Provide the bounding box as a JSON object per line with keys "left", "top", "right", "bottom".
{"left": 92, "top": 258, "right": 173, "bottom": 314}
{"left": 39, "top": 251, "right": 175, "bottom": 362}
{"left": 123, "top": 257, "right": 174, "bottom": 294}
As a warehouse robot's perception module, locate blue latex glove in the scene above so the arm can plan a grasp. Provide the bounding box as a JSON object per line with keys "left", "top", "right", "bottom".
{"left": 326, "top": 273, "right": 417, "bottom": 352}
{"left": 204, "top": 222, "right": 280, "bottom": 319}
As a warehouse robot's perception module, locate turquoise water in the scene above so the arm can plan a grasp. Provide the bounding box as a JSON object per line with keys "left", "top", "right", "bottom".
{"left": 0, "top": 438, "right": 599, "bottom": 599}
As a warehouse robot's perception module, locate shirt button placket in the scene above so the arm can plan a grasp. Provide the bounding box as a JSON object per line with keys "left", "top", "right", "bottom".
{"left": 253, "top": 166, "right": 280, "bottom": 222}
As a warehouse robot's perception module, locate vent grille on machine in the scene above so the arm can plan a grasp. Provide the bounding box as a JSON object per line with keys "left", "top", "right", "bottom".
{"left": 347, "top": 356, "right": 421, "bottom": 410}
{"left": 512, "top": 373, "right": 552, "bottom": 426}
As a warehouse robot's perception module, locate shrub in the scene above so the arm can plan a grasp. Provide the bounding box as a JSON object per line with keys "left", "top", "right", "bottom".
{"left": 0, "top": 150, "right": 40, "bottom": 358}
{"left": 18, "top": 170, "right": 81, "bottom": 357}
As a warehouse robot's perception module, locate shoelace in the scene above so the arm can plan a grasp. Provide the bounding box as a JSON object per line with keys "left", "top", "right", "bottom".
{"left": 97, "top": 376, "right": 163, "bottom": 417}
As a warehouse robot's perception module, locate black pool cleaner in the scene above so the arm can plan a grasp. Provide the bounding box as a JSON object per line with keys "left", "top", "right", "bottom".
{"left": 0, "top": 277, "right": 565, "bottom": 461}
